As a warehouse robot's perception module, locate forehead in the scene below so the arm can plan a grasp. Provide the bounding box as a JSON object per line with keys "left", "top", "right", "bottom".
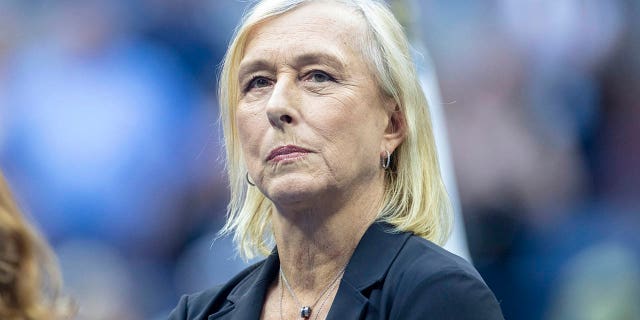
{"left": 243, "top": 2, "right": 367, "bottom": 61}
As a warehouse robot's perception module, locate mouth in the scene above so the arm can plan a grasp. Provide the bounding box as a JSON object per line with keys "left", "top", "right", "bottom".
{"left": 267, "top": 145, "right": 312, "bottom": 162}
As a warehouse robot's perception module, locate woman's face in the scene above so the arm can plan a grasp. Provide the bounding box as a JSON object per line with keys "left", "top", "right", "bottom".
{"left": 236, "top": 2, "right": 401, "bottom": 207}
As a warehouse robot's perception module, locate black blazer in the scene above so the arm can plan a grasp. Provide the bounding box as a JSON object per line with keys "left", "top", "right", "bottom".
{"left": 169, "top": 222, "right": 504, "bottom": 319}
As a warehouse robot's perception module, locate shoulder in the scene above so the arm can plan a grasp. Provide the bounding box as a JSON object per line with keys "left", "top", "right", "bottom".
{"left": 168, "top": 286, "right": 223, "bottom": 320}
{"left": 167, "top": 260, "right": 265, "bottom": 320}
{"left": 393, "top": 235, "right": 484, "bottom": 283}
{"left": 386, "top": 235, "right": 504, "bottom": 319}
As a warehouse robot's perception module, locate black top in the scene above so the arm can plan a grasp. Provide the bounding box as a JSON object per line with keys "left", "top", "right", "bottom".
{"left": 168, "top": 222, "right": 504, "bottom": 319}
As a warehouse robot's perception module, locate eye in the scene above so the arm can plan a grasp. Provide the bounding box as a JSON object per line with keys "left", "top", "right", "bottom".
{"left": 307, "top": 70, "right": 333, "bottom": 83}
{"left": 245, "top": 76, "right": 272, "bottom": 91}
{"left": 251, "top": 77, "right": 270, "bottom": 88}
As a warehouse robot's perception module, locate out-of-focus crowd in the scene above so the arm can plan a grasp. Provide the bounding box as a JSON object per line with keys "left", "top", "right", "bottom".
{"left": 0, "top": 0, "right": 638, "bottom": 319}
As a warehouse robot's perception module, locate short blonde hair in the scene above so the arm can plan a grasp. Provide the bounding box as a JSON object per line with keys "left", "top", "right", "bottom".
{"left": 0, "top": 173, "right": 74, "bottom": 319}
{"left": 219, "top": 0, "right": 452, "bottom": 259}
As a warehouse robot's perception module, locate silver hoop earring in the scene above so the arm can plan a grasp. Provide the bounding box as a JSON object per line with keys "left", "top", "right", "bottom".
{"left": 246, "top": 172, "right": 255, "bottom": 186}
{"left": 381, "top": 150, "right": 391, "bottom": 169}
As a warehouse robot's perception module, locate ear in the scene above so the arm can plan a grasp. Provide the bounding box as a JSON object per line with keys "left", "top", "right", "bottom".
{"left": 381, "top": 100, "right": 406, "bottom": 154}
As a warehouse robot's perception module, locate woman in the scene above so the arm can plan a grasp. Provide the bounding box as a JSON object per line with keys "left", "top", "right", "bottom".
{"left": 0, "top": 172, "right": 74, "bottom": 319}
{"left": 170, "top": 0, "right": 503, "bottom": 319}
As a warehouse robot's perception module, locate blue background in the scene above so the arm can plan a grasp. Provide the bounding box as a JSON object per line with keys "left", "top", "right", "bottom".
{"left": 1, "top": 1, "right": 638, "bottom": 319}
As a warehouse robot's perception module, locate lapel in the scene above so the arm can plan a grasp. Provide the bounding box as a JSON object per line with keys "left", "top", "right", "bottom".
{"left": 207, "top": 251, "right": 280, "bottom": 320}
{"left": 326, "top": 222, "right": 412, "bottom": 319}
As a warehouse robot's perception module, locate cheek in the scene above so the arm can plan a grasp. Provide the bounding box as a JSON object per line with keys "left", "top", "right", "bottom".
{"left": 303, "top": 93, "right": 360, "bottom": 134}
{"left": 311, "top": 94, "right": 384, "bottom": 138}
{"left": 235, "top": 107, "right": 267, "bottom": 158}
{"left": 306, "top": 100, "right": 383, "bottom": 162}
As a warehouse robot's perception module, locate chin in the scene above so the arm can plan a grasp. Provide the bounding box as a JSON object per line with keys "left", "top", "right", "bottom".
{"left": 263, "top": 175, "right": 326, "bottom": 207}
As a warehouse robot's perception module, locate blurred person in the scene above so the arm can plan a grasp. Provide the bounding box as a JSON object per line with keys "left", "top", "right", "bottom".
{"left": 546, "top": 242, "right": 640, "bottom": 320}
{"left": 169, "top": 0, "right": 503, "bottom": 319}
{"left": 3, "top": 0, "right": 200, "bottom": 249}
{"left": 403, "top": 1, "right": 637, "bottom": 320}
{"left": 138, "top": 0, "right": 245, "bottom": 91}
{"left": 1, "top": 0, "right": 227, "bottom": 318}
{"left": 0, "top": 171, "right": 74, "bottom": 319}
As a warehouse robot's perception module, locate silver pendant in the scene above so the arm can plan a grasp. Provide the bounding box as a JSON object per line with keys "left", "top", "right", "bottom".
{"left": 300, "top": 306, "right": 311, "bottom": 318}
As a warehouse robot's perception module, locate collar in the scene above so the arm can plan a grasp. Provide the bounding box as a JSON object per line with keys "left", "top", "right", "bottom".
{"left": 341, "top": 222, "right": 412, "bottom": 290}
{"left": 327, "top": 222, "right": 412, "bottom": 319}
{"left": 216, "top": 251, "right": 279, "bottom": 320}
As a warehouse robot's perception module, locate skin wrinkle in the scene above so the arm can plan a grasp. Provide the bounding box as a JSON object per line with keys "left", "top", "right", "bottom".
{"left": 240, "top": 12, "right": 363, "bottom": 79}
{"left": 234, "top": 3, "right": 407, "bottom": 319}
{"left": 240, "top": 72, "right": 380, "bottom": 202}
{"left": 239, "top": 53, "right": 350, "bottom": 91}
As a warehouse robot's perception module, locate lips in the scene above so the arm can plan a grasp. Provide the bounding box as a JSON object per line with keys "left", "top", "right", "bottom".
{"left": 267, "top": 145, "right": 311, "bottom": 162}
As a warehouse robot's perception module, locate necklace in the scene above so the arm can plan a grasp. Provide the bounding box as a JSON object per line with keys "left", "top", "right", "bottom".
{"left": 310, "top": 274, "right": 342, "bottom": 320}
{"left": 279, "top": 267, "right": 345, "bottom": 319}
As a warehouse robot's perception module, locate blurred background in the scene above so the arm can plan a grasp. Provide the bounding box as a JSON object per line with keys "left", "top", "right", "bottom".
{"left": 0, "top": 0, "right": 638, "bottom": 319}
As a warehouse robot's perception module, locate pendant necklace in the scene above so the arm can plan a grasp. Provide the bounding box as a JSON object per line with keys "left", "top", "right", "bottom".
{"left": 279, "top": 266, "right": 345, "bottom": 319}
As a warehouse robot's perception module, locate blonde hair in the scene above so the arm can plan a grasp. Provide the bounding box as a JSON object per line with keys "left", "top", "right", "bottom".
{"left": 0, "top": 173, "right": 74, "bottom": 320}
{"left": 219, "top": 0, "right": 452, "bottom": 259}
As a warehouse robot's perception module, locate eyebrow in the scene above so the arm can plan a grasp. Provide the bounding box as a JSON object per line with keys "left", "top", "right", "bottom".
{"left": 238, "top": 52, "right": 347, "bottom": 82}
{"left": 290, "top": 52, "right": 347, "bottom": 72}
{"left": 238, "top": 59, "right": 275, "bottom": 83}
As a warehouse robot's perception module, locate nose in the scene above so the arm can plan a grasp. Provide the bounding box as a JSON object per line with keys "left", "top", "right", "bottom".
{"left": 265, "top": 78, "right": 297, "bottom": 129}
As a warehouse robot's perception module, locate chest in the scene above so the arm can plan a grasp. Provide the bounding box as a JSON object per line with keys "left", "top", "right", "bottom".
{"left": 259, "top": 281, "right": 339, "bottom": 320}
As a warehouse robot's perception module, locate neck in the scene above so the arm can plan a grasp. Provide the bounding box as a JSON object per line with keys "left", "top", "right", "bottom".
{"left": 271, "top": 177, "right": 385, "bottom": 297}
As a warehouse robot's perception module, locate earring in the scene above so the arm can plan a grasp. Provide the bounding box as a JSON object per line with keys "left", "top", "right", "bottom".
{"left": 381, "top": 150, "right": 391, "bottom": 169}
{"left": 246, "top": 172, "right": 255, "bottom": 186}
